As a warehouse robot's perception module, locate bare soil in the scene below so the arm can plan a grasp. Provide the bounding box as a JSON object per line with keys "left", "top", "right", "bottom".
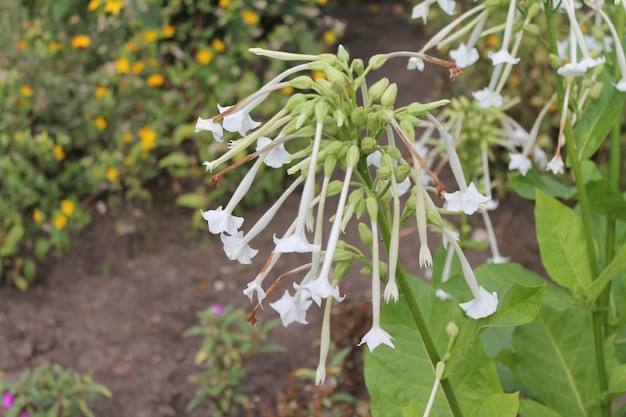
{"left": 0, "top": 3, "right": 543, "bottom": 417}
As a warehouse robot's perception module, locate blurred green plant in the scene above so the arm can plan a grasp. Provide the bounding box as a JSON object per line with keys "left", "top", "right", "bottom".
{"left": 184, "top": 304, "right": 284, "bottom": 416}
{"left": 0, "top": 0, "right": 342, "bottom": 288}
{"left": 0, "top": 363, "right": 111, "bottom": 417}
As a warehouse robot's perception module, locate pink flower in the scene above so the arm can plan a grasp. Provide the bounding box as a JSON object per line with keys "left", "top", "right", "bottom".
{"left": 210, "top": 304, "right": 226, "bottom": 315}
{"left": 2, "top": 392, "right": 15, "bottom": 409}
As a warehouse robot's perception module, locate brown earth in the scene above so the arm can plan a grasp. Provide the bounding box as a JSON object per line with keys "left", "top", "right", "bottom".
{"left": 0, "top": 3, "right": 542, "bottom": 417}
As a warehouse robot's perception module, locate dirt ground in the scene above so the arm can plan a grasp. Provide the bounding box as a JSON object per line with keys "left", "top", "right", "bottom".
{"left": 0, "top": 3, "right": 543, "bottom": 417}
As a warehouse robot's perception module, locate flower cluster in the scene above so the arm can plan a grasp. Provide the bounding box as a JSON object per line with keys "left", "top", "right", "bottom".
{"left": 196, "top": 45, "right": 500, "bottom": 383}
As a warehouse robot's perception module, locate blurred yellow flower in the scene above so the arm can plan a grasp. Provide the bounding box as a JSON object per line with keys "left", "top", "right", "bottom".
{"left": 87, "top": 0, "right": 100, "bottom": 11}
{"left": 147, "top": 74, "right": 164, "bottom": 87}
{"left": 33, "top": 209, "right": 43, "bottom": 223}
{"left": 124, "top": 42, "right": 139, "bottom": 52}
{"left": 219, "top": 0, "right": 230, "bottom": 7}
{"left": 162, "top": 25, "right": 175, "bottom": 38}
{"left": 48, "top": 40, "right": 64, "bottom": 51}
{"left": 149, "top": 58, "right": 158, "bottom": 67}
{"left": 53, "top": 145, "right": 65, "bottom": 161}
{"left": 95, "top": 86, "right": 108, "bottom": 98}
{"left": 122, "top": 132, "right": 133, "bottom": 143}
{"left": 196, "top": 49, "right": 213, "bottom": 65}
{"left": 116, "top": 56, "right": 130, "bottom": 73}
{"left": 509, "top": 74, "right": 521, "bottom": 86}
{"left": 71, "top": 35, "right": 91, "bottom": 49}
{"left": 106, "top": 167, "right": 120, "bottom": 182}
{"left": 281, "top": 86, "right": 294, "bottom": 95}
{"left": 143, "top": 30, "right": 158, "bottom": 42}
{"left": 14, "top": 132, "right": 23, "bottom": 141}
{"left": 212, "top": 39, "right": 225, "bottom": 52}
{"left": 61, "top": 199, "right": 75, "bottom": 216}
{"left": 487, "top": 35, "right": 499, "bottom": 47}
{"left": 18, "top": 40, "right": 27, "bottom": 50}
{"left": 53, "top": 214, "right": 67, "bottom": 230}
{"left": 317, "top": 0, "right": 327, "bottom": 4}
{"left": 20, "top": 85, "right": 33, "bottom": 97}
{"left": 104, "top": 0, "right": 123, "bottom": 14}
{"left": 94, "top": 116, "right": 107, "bottom": 130}
{"left": 123, "top": 155, "right": 133, "bottom": 166}
{"left": 312, "top": 70, "right": 326, "bottom": 80}
{"left": 242, "top": 9, "right": 259, "bottom": 25}
{"left": 323, "top": 31, "right": 336, "bottom": 44}
{"left": 131, "top": 61, "right": 145, "bottom": 74}
{"left": 138, "top": 126, "right": 157, "bottom": 151}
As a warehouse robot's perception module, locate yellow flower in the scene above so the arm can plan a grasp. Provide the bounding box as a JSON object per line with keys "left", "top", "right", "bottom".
{"left": 281, "top": 86, "right": 294, "bottom": 95}
{"left": 581, "top": 25, "right": 588, "bottom": 34}
{"left": 162, "top": 25, "right": 175, "bottom": 38}
{"left": 124, "top": 41, "right": 139, "bottom": 52}
{"left": 33, "top": 209, "right": 43, "bottom": 223}
{"left": 61, "top": 199, "right": 75, "bottom": 216}
{"left": 219, "top": 0, "right": 230, "bottom": 7}
{"left": 212, "top": 38, "right": 225, "bottom": 52}
{"left": 147, "top": 74, "right": 164, "bottom": 87}
{"left": 17, "top": 40, "right": 27, "bottom": 50}
{"left": 104, "top": 0, "right": 124, "bottom": 14}
{"left": 241, "top": 9, "right": 259, "bottom": 25}
{"left": 487, "top": 35, "right": 499, "bottom": 48}
{"left": 106, "top": 167, "right": 120, "bottom": 182}
{"left": 116, "top": 56, "right": 130, "bottom": 73}
{"left": 323, "top": 31, "right": 336, "bottom": 44}
{"left": 131, "top": 61, "right": 145, "bottom": 74}
{"left": 53, "top": 214, "right": 67, "bottom": 230}
{"left": 95, "top": 86, "right": 108, "bottom": 99}
{"left": 71, "top": 35, "right": 91, "bottom": 49}
{"left": 196, "top": 49, "right": 213, "bottom": 65}
{"left": 143, "top": 30, "right": 158, "bottom": 42}
{"left": 14, "top": 132, "right": 23, "bottom": 141}
{"left": 317, "top": 0, "right": 327, "bottom": 4}
{"left": 20, "top": 85, "right": 33, "bottom": 97}
{"left": 87, "top": 0, "right": 100, "bottom": 11}
{"left": 138, "top": 126, "right": 157, "bottom": 151}
{"left": 122, "top": 132, "right": 133, "bottom": 143}
{"left": 94, "top": 116, "right": 107, "bottom": 130}
{"left": 53, "top": 145, "right": 65, "bottom": 161}
{"left": 312, "top": 70, "right": 326, "bottom": 80}
{"left": 48, "top": 40, "right": 63, "bottom": 51}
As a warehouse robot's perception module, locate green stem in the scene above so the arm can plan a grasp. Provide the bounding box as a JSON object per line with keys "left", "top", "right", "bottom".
{"left": 357, "top": 158, "right": 464, "bottom": 417}
{"left": 545, "top": 3, "right": 608, "bottom": 415}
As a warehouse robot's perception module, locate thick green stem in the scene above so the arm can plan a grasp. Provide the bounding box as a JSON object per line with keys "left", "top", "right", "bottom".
{"left": 356, "top": 158, "right": 464, "bottom": 417}
{"left": 545, "top": 3, "right": 608, "bottom": 415}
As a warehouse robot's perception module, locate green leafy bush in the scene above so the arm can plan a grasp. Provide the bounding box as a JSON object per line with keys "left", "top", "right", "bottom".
{"left": 0, "top": 0, "right": 341, "bottom": 288}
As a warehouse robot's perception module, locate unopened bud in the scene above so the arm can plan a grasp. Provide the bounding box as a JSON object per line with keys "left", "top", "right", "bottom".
{"left": 589, "top": 81, "right": 604, "bottom": 99}
{"left": 315, "top": 100, "right": 329, "bottom": 123}
{"left": 337, "top": 44, "right": 350, "bottom": 63}
{"left": 366, "top": 112, "right": 381, "bottom": 132}
{"left": 381, "top": 83, "right": 398, "bottom": 108}
{"left": 368, "top": 78, "right": 390, "bottom": 102}
{"left": 522, "top": 23, "right": 541, "bottom": 37}
{"left": 334, "top": 260, "right": 352, "bottom": 280}
{"left": 350, "top": 107, "right": 367, "bottom": 127}
{"left": 327, "top": 180, "right": 344, "bottom": 196}
{"left": 446, "top": 322, "right": 459, "bottom": 339}
{"left": 289, "top": 76, "right": 314, "bottom": 89}
{"left": 377, "top": 166, "right": 391, "bottom": 180}
{"left": 368, "top": 54, "right": 388, "bottom": 70}
{"left": 394, "top": 165, "right": 411, "bottom": 183}
{"left": 399, "top": 119, "right": 416, "bottom": 141}
{"left": 346, "top": 145, "right": 360, "bottom": 168}
{"left": 361, "top": 136, "right": 378, "bottom": 155}
{"left": 324, "top": 155, "right": 337, "bottom": 176}
{"left": 365, "top": 197, "right": 378, "bottom": 219}
{"left": 358, "top": 222, "right": 373, "bottom": 246}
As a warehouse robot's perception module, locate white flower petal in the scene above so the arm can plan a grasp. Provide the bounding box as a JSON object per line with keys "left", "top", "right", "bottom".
{"left": 383, "top": 280, "right": 399, "bottom": 303}
{"left": 613, "top": 78, "right": 626, "bottom": 92}
{"left": 459, "top": 286, "right": 499, "bottom": 319}
{"left": 221, "top": 232, "right": 258, "bottom": 264}
{"left": 297, "top": 276, "right": 345, "bottom": 307}
{"left": 508, "top": 153, "right": 533, "bottom": 176}
{"left": 557, "top": 62, "right": 587, "bottom": 76}
{"left": 273, "top": 231, "right": 321, "bottom": 254}
{"left": 419, "top": 246, "right": 433, "bottom": 268}
{"left": 367, "top": 150, "right": 382, "bottom": 168}
{"left": 218, "top": 104, "right": 261, "bottom": 136}
{"left": 243, "top": 281, "right": 266, "bottom": 303}
{"left": 488, "top": 49, "right": 521, "bottom": 65}
{"left": 407, "top": 57, "right": 425, "bottom": 71}
{"left": 547, "top": 155, "right": 565, "bottom": 174}
{"left": 436, "top": 289, "right": 453, "bottom": 301}
{"left": 201, "top": 207, "right": 243, "bottom": 235}
{"left": 449, "top": 43, "right": 479, "bottom": 68}
{"left": 472, "top": 87, "right": 503, "bottom": 108}
{"left": 270, "top": 290, "right": 313, "bottom": 327}
{"left": 358, "top": 326, "right": 395, "bottom": 352}
{"left": 411, "top": 1, "right": 431, "bottom": 23}
{"left": 488, "top": 254, "right": 511, "bottom": 264}
{"left": 256, "top": 137, "right": 291, "bottom": 168}
{"left": 436, "top": 0, "right": 456, "bottom": 15}
{"left": 194, "top": 117, "right": 224, "bottom": 142}
{"left": 443, "top": 182, "right": 490, "bottom": 215}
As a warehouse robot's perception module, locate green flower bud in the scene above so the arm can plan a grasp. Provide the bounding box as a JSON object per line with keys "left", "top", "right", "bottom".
{"left": 324, "top": 155, "right": 337, "bottom": 177}
{"left": 366, "top": 111, "right": 381, "bottom": 132}
{"left": 315, "top": 100, "right": 329, "bottom": 123}
{"left": 526, "top": 2, "right": 540, "bottom": 20}
{"left": 381, "top": 83, "right": 398, "bottom": 108}
{"left": 405, "top": 99, "right": 450, "bottom": 116}
{"left": 368, "top": 78, "right": 390, "bottom": 102}
{"left": 368, "top": 54, "right": 388, "bottom": 70}
{"left": 405, "top": 190, "right": 417, "bottom": 211}
{"left": 382, "top": 145, "right": 402, "bottom": 161}
{"left": 289, "top": 76, "right": 314, "bottom": 89}
{"left": 337, "top": 44, "right": 350, "bottom": 63}
{"left": 380, "top": 153, "right": 394, "bottom": 170}
{"left": 325, "top": 66, "right": 346, "bottom": 84}
{"left": 380, "top": 109, "right": 394, "bottom": 123}
{"left": 327, "top": 180, "right": 344, "bottom": 196}
{"left": 377, "top": 166, "right": 391, "bottom": 180}
{"left": 346, "top": 145, "right": 360, "bottom": 168}
{"left": 446, "top": 321, "right": 459, "bottom": 339}
{"left": 360, "top": 136, "right": 378, "bottom": 155}
{"left": 399, "top": 119, "right": 415, "bottom": 141}
{"left": 589, "top": 81, "right": 604, "bottom": 99}
{"left": 365, "top": 197, "right": 378, "bottom": 220}
{"left": 334, "top": 260, "right": 352, "bottom": 280}
{"left": 334, "top": 109, "right": 345, "bottom": 127}
{"left": 285, "top": 93, "right": 306, "bottom": 111}
{"left": 318, "top": 141, "right": 345, "bottom": 160}
{"left": 332, "top": 249, "right": 353, "bottom": 263}
{"left": 350, "top": 58, "right": 364, "bottom": 75}
{"left": 522, "top": 23, "right": 541, "bottom": 37}
{"left": 358, "top": 222, "right": 373, "bottom": 246}
{"left": 548, "top": 53, "right": 563, "bottom": 70}
{"left": 350, "top": 107, "right": 367, "bottom": 127}
{"left": 394, "top": 165, "right": 411, "bottom": 183}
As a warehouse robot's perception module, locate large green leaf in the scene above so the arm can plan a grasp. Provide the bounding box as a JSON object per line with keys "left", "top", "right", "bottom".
{"left": 510, "top": 305, "right": 601, "bottom": 417}
{"left": 535, "top": 190, "right": 592, "bottom": 296}
{"left": 585, "top": 244, "right": 626, "bottom": 303}
{"left": 574, "top": 81, "right": 626, "bottom": 162}
{"left": 365, "top": 278, "right": 515, "bottom": 417}
{"left": 585, "top": 179, "right": 626, "bottom": 220}
{"left": 509, "top": 170, "right": 576, "bottom": 200}
{"left": 518, "top": 399, "right": 564, "bottom": 417}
